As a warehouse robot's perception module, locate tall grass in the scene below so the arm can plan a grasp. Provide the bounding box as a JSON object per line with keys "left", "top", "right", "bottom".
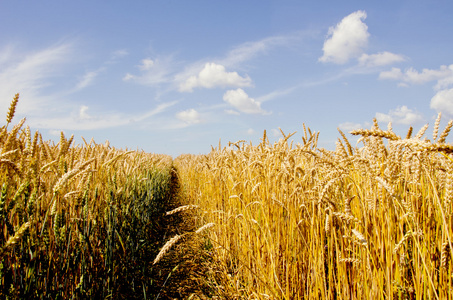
{"left": 0, "top": 94, "right": 173, "bottom": 298}
{"left": 175, "top": 119, "right": 453, "bottom": 299}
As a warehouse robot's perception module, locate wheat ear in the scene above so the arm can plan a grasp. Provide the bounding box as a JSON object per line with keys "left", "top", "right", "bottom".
{"left": 438, "top": 120, "right": 453, "bottom": 143}
{"left": 195, "top": 223, "right": 215, "bottom": 234}
{"left": 433, "top": 112, "right": 442, "bottom": 141}
{"left": 0, "top": 221, "right": 30, "bottom": 258}
{"left": 165, "top": 204, "right": 199, "bottom": 215}
{"left": 6, "top": 93, "right": 19, "bottom": 124}
{"left": 153, "top": 234, "right": 183, "bottom": 265}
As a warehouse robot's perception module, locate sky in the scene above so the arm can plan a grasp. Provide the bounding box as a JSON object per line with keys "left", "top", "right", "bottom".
{"left": 1, "top": 0, "right": 453, "bottom": 156}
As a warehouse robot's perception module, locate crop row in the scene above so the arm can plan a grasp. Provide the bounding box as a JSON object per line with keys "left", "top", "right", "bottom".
{"left": 0, "top": 95, "right": 174, "bottom": 299}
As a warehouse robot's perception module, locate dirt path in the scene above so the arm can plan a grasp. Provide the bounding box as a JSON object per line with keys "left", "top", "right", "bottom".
{"left": 148, "top": 166, "right": 217, "bottom": 299}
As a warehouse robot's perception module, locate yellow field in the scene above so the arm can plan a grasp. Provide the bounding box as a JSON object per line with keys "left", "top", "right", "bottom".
{"left": 2, "top": 93, "right": 452, "bottom": 299}
{"left": 175, "top": 120, "right": 453, "bottom": 299}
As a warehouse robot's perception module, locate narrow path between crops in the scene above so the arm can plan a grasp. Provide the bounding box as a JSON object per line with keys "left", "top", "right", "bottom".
{"left": 148, "top": 166, "right": 216, "bottom": 299}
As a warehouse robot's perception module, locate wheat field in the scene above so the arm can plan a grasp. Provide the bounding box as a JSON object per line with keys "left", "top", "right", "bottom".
{"left": 174, "top": 118, "right": 453, "bottom": 299}
{"left": 1, "top": 93, "right": 452, "bottom": 299}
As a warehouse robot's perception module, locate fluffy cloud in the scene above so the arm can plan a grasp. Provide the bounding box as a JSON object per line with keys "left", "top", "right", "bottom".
{"left": 430, "top": 88, "right": 453, "bottom": 115}
{"left": 435, "top": 65, "right": 453, "bottom": 90}
{"left": 379, "top": 65, "right": 453, "bottom": 87}
{"left": 358, "top": 52, "right": 406, "bottom": 67}
{"left": 176, "top": 108, "right": 201, "bottom": 124}
{"left": 223, "top": 88, "right": 267, "bottom": 115}
{"left": 375, "top": 106, "right": 423, "bottom": 125}
{"left": 179, "top": 63, "right": 252, "bottom": 92}
{"left": 319, "top": 10, "right": 369, "bottom": 64}
{"left": 379, "top": 67, "right": 404, "bottom": 80}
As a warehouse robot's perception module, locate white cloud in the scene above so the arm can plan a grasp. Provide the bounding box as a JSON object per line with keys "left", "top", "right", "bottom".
{"left": 79, "top": 105, "right": 91, "bottom": 120}
{"left": 247, "top": 128, "right": 255, "bottom": 135}
{"left": 434, "top": 65, "right": 453, "bottom": 90}
{"left": 358, "top": 52, "right": 406, "bottom": 67}
{"left": 179, "top": 63, "right": 252, "bottom": 92}
{"left": 405, "top": 66, "right": 452, "bottom": 85}
{"left": 223, "top": 88, "right": 267, "bottom": 115}
{"left": 176, "top": 108, "right": 201, "bottom": 124}
{"left": 139, "top": 58, "right": 154, "bottom": 70}
{"left": 379, "top": 67, "right": 404, "bottom": 80}
{"left": 379, "top": 65, "right": 453, "bottom": 87}
{"left": 374, "top": 112, "right": 393, "bottom": 124}
{"left": 375, "top": 106, "right": 423, "bottom": 125}
{"left": 319, "top": 10, "right": 369, "bottom": 64}
{"left": 123, "top": 73, "right": 134, "bottom": 81}
{"left": 430, "top": 88, "right": 453, "bottom": 115}
{"left": 338, "top": 122, "right": 363, "bottom": 131}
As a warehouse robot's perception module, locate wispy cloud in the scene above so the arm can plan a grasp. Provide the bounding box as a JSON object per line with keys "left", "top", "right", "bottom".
{"left": 75, "top": 69, "right": 101, "bottom": 90}
{"left": 221, "top": 32, "right": 309, "bottom": 67}
{"left": 0, "top": 42, "right": 73, "bottom": 114}
{"left": 126, "top": 31, "right": 310, "bottom": 100}
{"left": 110, "top": 49, "right": 129, "bottom": 61}
{"left": 123, "top": 55, "right": 177, "bottom": 87}
{"left": 256, "top": 85, "right": 300, "bottom": 103}
{"left": 28, "top": 101, "right": 177, "bottom": 130}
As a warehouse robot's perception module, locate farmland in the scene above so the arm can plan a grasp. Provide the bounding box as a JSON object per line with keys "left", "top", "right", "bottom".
{"left": 174, "top": 121, "right": 453, "bottom": 299}
{"left": 1, "top": 94, "right": 452, "bottom": 299}
{"left": 0, "top": 95, "right": 180, "bottom": 298}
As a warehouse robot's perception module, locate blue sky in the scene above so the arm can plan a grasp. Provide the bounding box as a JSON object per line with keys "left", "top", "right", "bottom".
{"left": 1, "top": 1, "right": 453, "bottom": 156}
